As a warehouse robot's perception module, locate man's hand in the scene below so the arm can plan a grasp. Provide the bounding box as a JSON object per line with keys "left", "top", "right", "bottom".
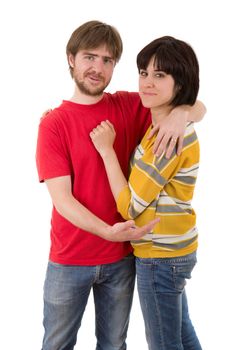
{"left": 103, "top": 218, "right": 160, "bottom": 242}
{"left": 148, "top": 108, "right": 188, "bottom": 159}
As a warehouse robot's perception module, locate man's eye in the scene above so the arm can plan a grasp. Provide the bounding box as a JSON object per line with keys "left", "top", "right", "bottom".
{"left": 104, "top": 58, "right": 113, "bottom": 64}
{"left": 85, "top": 55, "right": 94, "bottom": 61}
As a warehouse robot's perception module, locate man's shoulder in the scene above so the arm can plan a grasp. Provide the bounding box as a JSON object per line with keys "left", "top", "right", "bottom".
{"left": 39, "top": 101, "right": 69, "bottom": 128}
{"left": 104, "top": 91, "right": 140, "bottom": 104}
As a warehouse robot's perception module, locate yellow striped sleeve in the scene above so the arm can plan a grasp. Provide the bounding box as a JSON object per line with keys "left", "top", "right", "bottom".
{"left": 116, "top": 150, "right": 180, "bottom": 220}
{"left": 116, "top": 185, "right": 132, "bottom": 220}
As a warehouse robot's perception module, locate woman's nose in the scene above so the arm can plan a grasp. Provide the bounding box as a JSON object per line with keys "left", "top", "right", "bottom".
{"left": 144, "top": 76, "right": 155, "bottom": 87}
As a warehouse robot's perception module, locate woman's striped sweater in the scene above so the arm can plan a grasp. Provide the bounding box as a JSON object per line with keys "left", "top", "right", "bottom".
{"left": 117, "top": 122, "right": 200, "bottom": 258}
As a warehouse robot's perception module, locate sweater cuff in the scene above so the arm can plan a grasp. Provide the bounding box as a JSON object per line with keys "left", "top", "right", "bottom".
{"left": 116, "top": 186, "right": 132, "bottom": 220}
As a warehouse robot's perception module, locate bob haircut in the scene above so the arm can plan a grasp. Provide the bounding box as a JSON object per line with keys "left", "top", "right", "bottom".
{"left": 66, "top": 20, "right": 123, "bottom": 77}
{"left": 136, "top": 36, "right": 199, "bottom": 107}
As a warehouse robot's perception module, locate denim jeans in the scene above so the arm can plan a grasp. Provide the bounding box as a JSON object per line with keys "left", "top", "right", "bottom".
{"left": 42, "top": 254, "right": 135, "bottom": 350}
{"left": 136, "top": 252, "right": 202, "bottom": 350}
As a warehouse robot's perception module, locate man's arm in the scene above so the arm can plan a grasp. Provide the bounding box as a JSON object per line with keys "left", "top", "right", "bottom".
{"left": 149, "top": 100, "right": 206, "bottom": 158}
{"left": 45, "top": 175, "right": 159, "bottom": 242}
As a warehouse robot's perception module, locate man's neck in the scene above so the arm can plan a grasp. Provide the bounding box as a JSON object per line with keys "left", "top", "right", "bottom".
{"left": 70, "top": 87, "right": 104, "bottom": 105}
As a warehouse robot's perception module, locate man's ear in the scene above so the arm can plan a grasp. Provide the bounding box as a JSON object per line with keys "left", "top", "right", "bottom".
{"left": 68, "top": 54, "right": 75, "bottom": 68}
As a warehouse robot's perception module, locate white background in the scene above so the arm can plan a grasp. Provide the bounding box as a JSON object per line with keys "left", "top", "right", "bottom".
{"left": 0, "top": 0, "right": 232, "bottom": 349}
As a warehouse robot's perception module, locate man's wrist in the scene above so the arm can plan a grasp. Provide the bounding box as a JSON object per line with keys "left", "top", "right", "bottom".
{"left": 100, "top": 224, "right": 112, "bottom": 240}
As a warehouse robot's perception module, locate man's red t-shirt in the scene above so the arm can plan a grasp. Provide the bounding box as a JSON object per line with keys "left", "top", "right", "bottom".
{"left": 36, "top": 91, "right": 150, "bottom": 265}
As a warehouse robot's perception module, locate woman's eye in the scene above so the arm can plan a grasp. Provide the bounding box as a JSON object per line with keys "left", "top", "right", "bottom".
{"left": 155, "top": 72, "right": 166, "bottom": 78}
{"left": 140, "top": 71, "right": 147, "bottom": 77}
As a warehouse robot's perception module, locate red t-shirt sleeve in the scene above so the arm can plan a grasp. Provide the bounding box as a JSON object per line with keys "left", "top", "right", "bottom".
{"left": 36, "top": 115, "right": 71, "bottom": 182}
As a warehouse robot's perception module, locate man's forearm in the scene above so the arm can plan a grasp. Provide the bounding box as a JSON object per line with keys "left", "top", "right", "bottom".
{"left": 45, "top": 176, "right": 160, "bottom": 242}
{"left": 45, "top": 176, "right": 110, "bottom": 238}
{"left": 54, "top": 192, "right": 110, "bottom": 237}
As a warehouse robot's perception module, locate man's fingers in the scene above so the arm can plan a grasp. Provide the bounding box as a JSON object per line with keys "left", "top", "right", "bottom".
{"left": 130, "top": 218, "right": 160, "bottom": 239}
{"left": 110, "top": 218, "right": 160, "bottom": 242}
{"left": 140, "top": 218, "right": 160, "bottom": 233}
{"left": 124, "top": 220, "right": 136, "bottom": 229}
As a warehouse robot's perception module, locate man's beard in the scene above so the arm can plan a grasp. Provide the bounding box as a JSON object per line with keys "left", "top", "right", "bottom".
{"left": 74, "top": 75, "right": 108, "bottom": 97}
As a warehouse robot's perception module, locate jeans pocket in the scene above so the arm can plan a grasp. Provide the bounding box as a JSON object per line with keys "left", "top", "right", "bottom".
{"left": 172, "top": 260, "right": 196, "bottom": 291}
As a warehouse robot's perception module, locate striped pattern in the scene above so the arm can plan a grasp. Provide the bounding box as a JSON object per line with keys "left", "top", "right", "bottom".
{"left": 117, "top": 122, "right": 199, "bottom": 258}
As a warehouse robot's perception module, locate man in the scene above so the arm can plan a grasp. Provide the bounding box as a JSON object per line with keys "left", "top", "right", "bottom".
{"left": 36, "top": 20, "right": 205, "bottom": 350}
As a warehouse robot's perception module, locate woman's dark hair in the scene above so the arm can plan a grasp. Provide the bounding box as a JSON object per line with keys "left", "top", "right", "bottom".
{"left": 136, "top": 36, "right": 199, "bottom": 106}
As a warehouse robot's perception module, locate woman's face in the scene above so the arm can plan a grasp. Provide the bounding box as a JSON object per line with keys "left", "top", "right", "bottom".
{"left": 139, "top": 57, "right": 176, "bottom": 109}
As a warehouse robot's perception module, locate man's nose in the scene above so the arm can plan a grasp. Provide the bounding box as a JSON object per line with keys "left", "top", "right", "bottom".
{"left": 91, "top": 58, "right": 105, "bottom": 72}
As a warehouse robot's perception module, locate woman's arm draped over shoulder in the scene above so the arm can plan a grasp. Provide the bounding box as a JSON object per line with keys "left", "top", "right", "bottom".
{"left": 149, "top": 100, "right": 206, "bottom": 158}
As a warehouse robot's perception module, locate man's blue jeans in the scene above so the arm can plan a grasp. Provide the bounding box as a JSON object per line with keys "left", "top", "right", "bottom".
{"left": 136, "top": 252, "right": 202, "bottom": 350}
{"left": 42, "top": 254, "right": 135, "bottom": 350}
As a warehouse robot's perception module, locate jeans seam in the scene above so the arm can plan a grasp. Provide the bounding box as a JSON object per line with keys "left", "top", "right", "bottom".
{"left": 152, "top": 266, "right": 166, "bottom": 350}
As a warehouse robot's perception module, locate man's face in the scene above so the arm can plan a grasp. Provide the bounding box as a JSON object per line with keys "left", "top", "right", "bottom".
{"left": 69, "top": 46, "right": 115, "bottom": 97}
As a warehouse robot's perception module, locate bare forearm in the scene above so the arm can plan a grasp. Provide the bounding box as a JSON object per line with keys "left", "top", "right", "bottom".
{"left": 54, "top": 194, "right": 110, "bottom": 236}
{"left": 101, "top": 149, "right": 128, "bottom": 201}
{"left": 54, "top": 194, "right": 160, "bottom": 242}
{"left": 186, "top": 100, "right": 206, "bottom": 122}
{"left": 90, "top": 121, "right": 128, "bottom": 200}
{"left": 45, "top": 177, "right": 109, "bottom": 237}
{"left": 45, "top": 176, "right": 160, "bottom": 242}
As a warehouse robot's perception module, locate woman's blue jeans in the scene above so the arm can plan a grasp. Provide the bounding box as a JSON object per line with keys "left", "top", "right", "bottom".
{"left": 136, "top": 252, "right": 202, "bottom": 350}
{"left": 41, "top": 254, "right": 135, "bottom": 350}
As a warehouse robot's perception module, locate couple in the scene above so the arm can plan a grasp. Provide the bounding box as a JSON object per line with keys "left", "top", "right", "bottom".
{"left": 36, "top": 20, "right": 205, "bottom": 350}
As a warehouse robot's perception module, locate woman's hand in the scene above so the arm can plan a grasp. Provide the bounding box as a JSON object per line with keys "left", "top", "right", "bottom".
{"left": 90, "top": 120, "right": 116, "bottom": 158}
{"left": 148, "top": 107, "right": 188, "bottom": 158}
{"left": 40, "top": 109, "right": 53, "bottom": 120}
{"left": 148, "top": 100, "right": 206, "bottom": 158}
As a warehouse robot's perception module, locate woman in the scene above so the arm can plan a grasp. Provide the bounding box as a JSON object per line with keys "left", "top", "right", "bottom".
{"left": 90, "top": 36, "right": 202, "bottom": 350}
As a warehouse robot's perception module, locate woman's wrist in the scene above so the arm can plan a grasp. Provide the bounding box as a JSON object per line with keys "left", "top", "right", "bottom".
{"left": 171, "top": 105, "right": 189, "bottom": 122}
{"left": 100, "top": 147, "right": 115, "bottom": 160}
